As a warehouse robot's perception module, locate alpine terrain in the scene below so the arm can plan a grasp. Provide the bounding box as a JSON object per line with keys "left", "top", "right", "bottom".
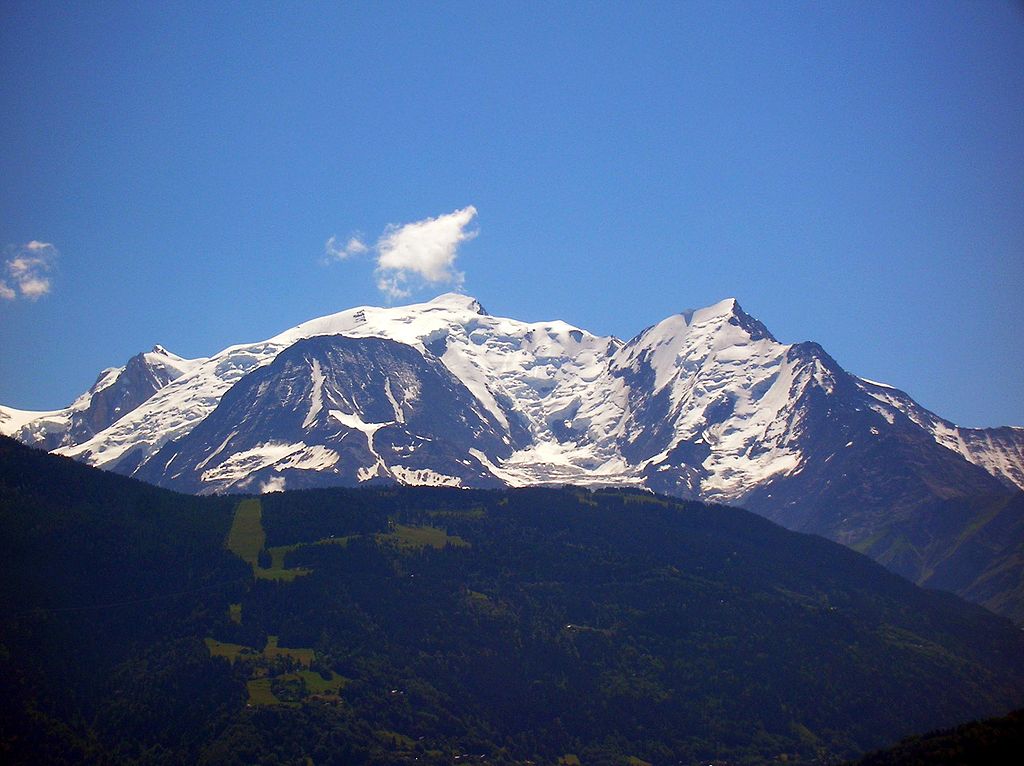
{"left": 4, "top": 294, "right": 1023, "bottom": 620}
{"left": 3, "top": 435, "right": 1024, "bottom": 765}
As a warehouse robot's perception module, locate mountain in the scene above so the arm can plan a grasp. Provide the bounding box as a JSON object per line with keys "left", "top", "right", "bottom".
{"left": 0, "top": 345, "right": 201, "bottom": 450}
{"left": 849, "top": 708, "right": 1024, "bottom": 766}
{"left": 3, "top": 294, "right": 1024, "bottom": 620}
{"left": 3, "top": 434, "right": 1024, "bottom": 765}
{"left": 137, "top": 334, "right": 512, "bottom": 494}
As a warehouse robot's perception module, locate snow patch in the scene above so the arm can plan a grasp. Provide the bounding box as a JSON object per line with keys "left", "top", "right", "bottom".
{"left": 260, "top": 476, "right": 286, "bottom": 493}
{"left": 303, "top": 358, "right": 325, "bottom": 429}
{"left": 277, "top": 445, "right": 340, "bottom": 472}
{"left": 357, "top": 463, "right": 385, "bottom": 482}
{"left": 859, "top": 377, "right": 896, "bottom": 390}
{"left": 201, "top": 442, "right": 308, "bottom": 483}
{"left": 390, "top": 466, "right": 463, "bottom": 487}
{"left": 196, "top": 430, "right": 239, "bottom": 471}
{"left": 383, "top": 377, "right": 406, "bottom": 424}
{"left": 0, "top": 405, "right": 63, "bottom": 435}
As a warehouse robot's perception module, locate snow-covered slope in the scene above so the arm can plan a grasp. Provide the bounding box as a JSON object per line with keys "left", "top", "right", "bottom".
{"left": 857, "top": 378, "right": 1024, "bottom": 491}
{"left": 1, "top": 346, "right": 202, "bottom": 451}
{"left": 56, "top": 294, "right": 625, "bottom": 483}
{"left": 0, "top": 404, "right": 64, "bottom": 444}
{"left": 602, "top": 300, "right": 804, "bottom": 500}
{"left": 135, "top": 334, "right": 512, "bottom": 493}
{"left": 7, "top": 293, "right": 1021, "bottom": 498}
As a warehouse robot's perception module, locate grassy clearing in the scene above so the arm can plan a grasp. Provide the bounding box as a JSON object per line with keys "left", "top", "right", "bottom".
{"left": 205, "top": 635, "right": 315, "bottom": 667}
{"left": 284, "top": 669, "right": 348, "bottom": 695}
{"left": 298, "top": 669, "right": 348, "bottom": 694}
{"left": 255, "top": 560, "right": 311, "bottom": 582}
{"left": 426, "top": 507, "right": 487, "bottom": 520}
{"left": 558, "top": 756, "right": 581, "bottom": 766}
{"left": 267, "top": 543, "right": 298, "bottom": 571}
{"left": 264, "top": 635, "right": 314, "bottom": 667}
{"left": 377, "top": 523, "right": 469, "bottom": 550}
{"left": 375, "top": 730, "right": 417, "bottom": 749}
{"left": 248, "top": 671, "right": 347, "bottom": 706}
{"left": 210, "top": 636, "right": 327, "bottom": 707}
{"left": 227, "top": 499, "right": 314, "bottom": 580}
{"left": 229, "top": 505, "right": 461, "bottom": 580}
{"left": 205, "top": 637, "right": 259, "bottom": 664}
{"left": 228, "top": 603, "right": 242, "bottom": 624}
{"left": 246, "top": 678, "right": 295, "bottom": 707}
{"left": 264, "top": 536, "right": 352, "bottom": 577}
{"left": 227, "top": 499, "right": 265, "bottom": 567}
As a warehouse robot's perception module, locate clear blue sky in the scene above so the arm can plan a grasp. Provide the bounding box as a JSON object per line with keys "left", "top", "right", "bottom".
{"left": 1, "top": 1, "right": 1022, "bottom": 427}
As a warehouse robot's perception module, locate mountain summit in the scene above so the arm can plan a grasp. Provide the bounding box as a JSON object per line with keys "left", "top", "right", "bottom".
{"left": 3, "top": 295, "right": 1023, "bottom": 620}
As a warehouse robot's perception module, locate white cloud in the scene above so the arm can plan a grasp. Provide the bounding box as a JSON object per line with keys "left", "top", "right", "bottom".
{"left": 2, "top": 241, "right": 58, "bottom": 301}
{"left": 324, "top": 234, "right": 368, "bottom": 261}
{"left": 18, "top": 277, "right": 52, "bottom": 299}
{"left": 323, "top": 206, "right": 479, "bottom": 300}
{"left": 374, "top": 205, "right": 478, "bottom": 300}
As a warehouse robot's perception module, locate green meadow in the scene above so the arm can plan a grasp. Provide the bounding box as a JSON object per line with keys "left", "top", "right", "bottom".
{"left": 226, "top": 498, "right": 265, "bottom": 567}
{"left": 376, "top": 523, "right": 469, "bottom": 550}
{"left": 206, "top": 634, "right": 328, "bottom": 707}
{"left": 227, "top": 498, "right": 465, "bottom": 582}
{"left": 263, "top": 635, "right": 314, "bottom": 668}
{"left": 204, "top": 637, "right": 259, "bottom": 664}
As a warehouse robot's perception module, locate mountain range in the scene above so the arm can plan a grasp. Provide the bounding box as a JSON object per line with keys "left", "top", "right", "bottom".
{"left": 3, "top": 294, "right": 1023, "bottom": 620}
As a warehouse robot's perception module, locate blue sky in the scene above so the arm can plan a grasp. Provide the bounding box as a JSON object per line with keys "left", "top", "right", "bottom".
{"left": 1, "top": 1, "right": 1022, "bottom": 427}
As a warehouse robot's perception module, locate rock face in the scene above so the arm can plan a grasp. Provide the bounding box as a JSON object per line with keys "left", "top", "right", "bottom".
{"left": 4, "top": 293, "right": 1024, "bottom": 620}
{"left": 136, "top": 335, "right": 510, "bottom": 494}
{"left": 1, "top": 346, "right": 201, "bottom": 451}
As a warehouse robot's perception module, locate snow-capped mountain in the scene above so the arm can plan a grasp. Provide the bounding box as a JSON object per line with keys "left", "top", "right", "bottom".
{"left": 136, "top": 334, "right": 512, "bottom": 494}
{"left": 0, "top": 345, "right": 202, "bottom": 451}
{"left": 4, "top": 294, "right": 1021, "bottom": 499}
{"left": 4, "top": 294, "right": 1023, "bottom": 619}
{"left": 856, "top": 377, "right": 1024, "bottom": 491}
{"left": 4, "top": 294, "right": 1021, "bottom": 498}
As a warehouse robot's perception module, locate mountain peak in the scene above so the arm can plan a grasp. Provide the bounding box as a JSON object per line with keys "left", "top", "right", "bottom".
{"left": 708, "top": 296, "right": 741, "bottom": 315}
{"left": 679, "top": 297, "right": 741, "bottom": 325}
{"left": 425, "top": 292, "right": 488, "bottom": 315}
{"left": 678, "top": 297, "right": 776, "bottom": 343}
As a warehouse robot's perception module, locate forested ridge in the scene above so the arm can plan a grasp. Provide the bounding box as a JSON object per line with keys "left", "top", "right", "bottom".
{"left": 848, "top": 708, "right": 1024, "bottom": 765}
{"left": 2, "top": 436, "right": 1023, "bottom": 765}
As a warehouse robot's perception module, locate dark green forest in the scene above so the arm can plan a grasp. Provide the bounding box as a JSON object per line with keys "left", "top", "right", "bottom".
{"left": 2, "top": 436, "right": 1023, "bottom": 765}
{"left": 848, "top": 708, "right": 1024, "bottom": 765}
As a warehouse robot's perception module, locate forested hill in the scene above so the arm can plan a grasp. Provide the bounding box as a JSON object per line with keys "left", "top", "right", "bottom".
{"left": 2, "top": 434, "right": 1023, "bottom": 765}
{"left": 848, "top": 708, "right": 1024, "bottom": 765}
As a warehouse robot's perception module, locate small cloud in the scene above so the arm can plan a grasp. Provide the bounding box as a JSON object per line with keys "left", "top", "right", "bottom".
{"left": 323, "top": 206, "right": 479, "bottom": 301}
{"left": 374, "top": 205, "right": 477, "bottom": 300}
{"left": 18, "top": 277, "right": 52, "bottom": 299}
{"left": 2, "top": 241, "right": 58, "bottom": 301}
{"left": 324, "top": 234, "right": 368, "bottom": 261}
